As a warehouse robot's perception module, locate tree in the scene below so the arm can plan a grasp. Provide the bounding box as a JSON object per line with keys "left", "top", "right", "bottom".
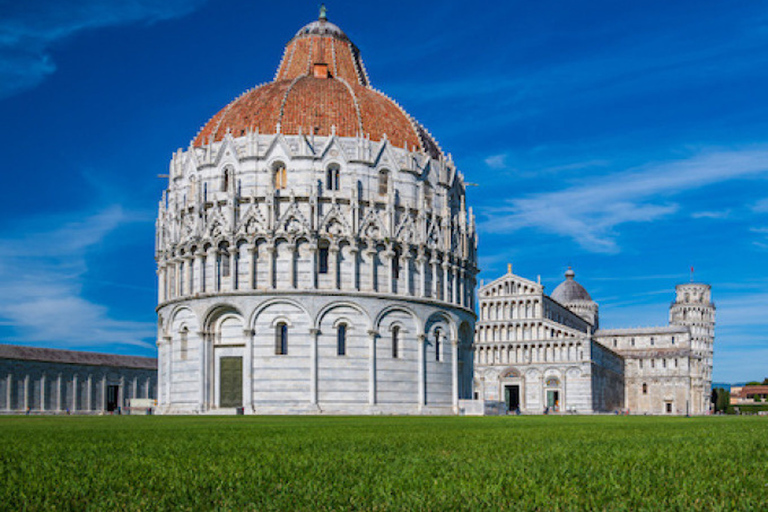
{"left": 713, "top": 387, "right": 730, "bottom": 413}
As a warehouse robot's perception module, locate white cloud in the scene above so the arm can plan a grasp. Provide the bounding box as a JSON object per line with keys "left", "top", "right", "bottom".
{"left": 484, "top": 154, "right": 507, "bottom": 169}
{"left": 0, "top": 206, "right": 155, "bottom": 349}
{"left": 691, "top": 210, "right": 731, "bottom": 219}
{"left": 480, "top": 147, "right": 768, "bottom": 253}
{"left": 0, "top": 0, "right": 206, "bottom": 98}
{"left": 752, "top": 198, "right": 768, "bottom": 213}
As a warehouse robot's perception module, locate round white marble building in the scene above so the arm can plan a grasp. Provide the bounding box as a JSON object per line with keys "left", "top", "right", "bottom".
{"left": 155, "top": 11, "right": 478, "bottom": 414}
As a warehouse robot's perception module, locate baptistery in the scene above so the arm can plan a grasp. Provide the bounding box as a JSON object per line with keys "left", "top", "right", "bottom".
{"left": 155, "top": 10, "right": 478, "bottom": 414}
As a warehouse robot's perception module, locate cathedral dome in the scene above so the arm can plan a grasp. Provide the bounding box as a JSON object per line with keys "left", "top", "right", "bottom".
{"left": 192, "top": 13, "right": 441, "bottom": 158}
{"left": 551, "top": 268, "right": 592, "bottom": 303}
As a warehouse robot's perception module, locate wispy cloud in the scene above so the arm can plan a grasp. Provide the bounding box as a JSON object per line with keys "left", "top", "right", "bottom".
{"left": 692, "top": 210, "right": 731, "bottom": 219}
{"left": 479, "top": 147, "right": 768, "bottom": 253}
{"left": 484, "top": 154, "right": 507, "bottom": 169}
{"left": 0, "top": 0, "right": 206, "bottom": 98}
{"left": 0, "top": 206, "right": 155, "bottom": 349}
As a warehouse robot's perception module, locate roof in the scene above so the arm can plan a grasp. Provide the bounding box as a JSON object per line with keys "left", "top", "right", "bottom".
{"left": 596, "top": 326, "right": 688, "bottom": 336}
{"left": 192, "top": 14, "right": 442, "bottom": 158}
{"left": 734, "top": 385, "right": 768, "bottom": 398}
{"left": 0, "top": 344, "right": 157, "bottom": 370}
{"left": 551, "top": 268, "right": 592, "bottom": 303}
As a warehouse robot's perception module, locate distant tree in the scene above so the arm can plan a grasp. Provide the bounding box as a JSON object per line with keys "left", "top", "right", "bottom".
{"left": 713, "top": 388, "right": 730, "bottom": 413}
{"left": 746, "top": 381, "right": 761, "bottom": 386}
{"left": 762, "top": 378, "right": 768, "bottom": 385}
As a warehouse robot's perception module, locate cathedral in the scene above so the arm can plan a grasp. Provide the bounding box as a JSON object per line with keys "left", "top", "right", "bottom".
{"left": 474, "top": 267, "right": 714, "bottom": 415}
{"left": 155, "top": 11, "right": 477, "bottom": 414}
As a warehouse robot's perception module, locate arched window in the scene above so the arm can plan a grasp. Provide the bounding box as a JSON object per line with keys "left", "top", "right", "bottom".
{"left": 378, "top": 169, "right": 389, "bottom": 195}
{"left": 650, "top": 337, "right": 655, "bottom": 346}
{"left": 392, "top": 245, "right": 401, "bottom": 279}
{"left": 180, "top": 328, "right": 188, "bottom": 361}
{"left": 392, "top": 326, "right": 399, "bottom": 359}
{"left": 318, "top": 245, "right": 329, "bottom": 274}
{"left": 326, "top": 164, "right": 340, "bottom": 191}
{"left": 424, "top": 182, "right": 433, "bottom": 209}
{"left": 435, "top": 329, "right": 441, "bottom": 362}
{"left": 275, "top": 323, "right": 288, "bottom": 355}
{"left": 221, "top": 167, "right": 232, "bottom": 192}
{"left": 639, "top": 359, "right": 643, "bottom": 369}
{"left": 337, "top": 323, "right": 347, "bottom": 356}
{"left": 642, "top": 383, "right": 648, "bottom": 394}
{"left": 219, "top": 247, "right": 230, "bottom": 278}
{"left": 273, "top": 162, "right": 287, "bottom": 190}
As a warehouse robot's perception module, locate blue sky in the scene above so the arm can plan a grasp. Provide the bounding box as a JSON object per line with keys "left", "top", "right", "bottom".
{"left": 0, "top": 0, "right": 766, "bottom": 383}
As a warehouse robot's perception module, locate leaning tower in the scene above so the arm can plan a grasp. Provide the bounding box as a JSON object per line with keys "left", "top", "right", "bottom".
{"left": 669, "top": 283, "right": 715, "bottom": 412}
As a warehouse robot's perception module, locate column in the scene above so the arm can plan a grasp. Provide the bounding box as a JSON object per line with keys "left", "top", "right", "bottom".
{"left": 87, "top": 374, "right": 93, "bottom": 412}
{"left": 23, "top": 375, "right": 29, "bottom": 412}
{"left": 430, "top": 255, "right": 439, "bottom": 298}
{"left": 368, "top": 330, "right": 378, "bottom": 405}
{"left": 119, "top": 377, "right": 125, "bottom": 411}
{"left": 366, "top": 248, "right": 376, "bottom": 292}
{"left": 244, "top": 329, "right": 254, "bottom": 412}
{"left": 101, "top": 374, "right": 107, "bottom": 412}
{"left": 72, "top": 374, "right": 78, "bottom": 413}
{"left": 132, "top": 377, "right": 138, "bottom": 404}
{"left": 287, "top": 243, "right": 297, "bottom": 289}
{"left": 401, "top": 254, "right": 411, "bottom": 296}
{"left": 418, "top": 334, "right": 426, "bottom": 409}
{"left": 309, "top": 328, "right": 319, "bottom": 406}
{"left": 197, "top": 332, "right": 206, "bottom": 411}
{"left": 185, "top": 256, "right": 193, "bottom": 296}
{"left": 196, "top": 250, "right": 206, "bottom": 293}
{"left": 56, "top": 374, "right": 62, "bottom": 412}
{"left": 247, "top": 244, "right": 256, "bottom": 290}
{"left": 40, "top": 374, "right": 46, "bottom": 412}
{"left": 158, "top": 266, "right": 166, "bottom": 303}
{"left": 206, "top": 247, "right": 217, "bottom": 292}
{"left": 351, "top": 244, "right": 360, "bottom": 291}
{"left": 452, "top": 263, "right": 459, "bottom": 304}
{"left": 330, "top": 246, "right": 340, "bottom": 290}
{"left": 442, "top": 259, "right": 450, "bottom": 302}
{"left": 451, "top": 338, "right": 459, "bottom": 412}
{"left": 267, "top": 244, "right": 276, "bottom": 289}
{"left": 5, "top": 374, "right": 11, "bottom": 411}
{"left": 309, "top": 243, "right": 318, "bottom": 289}
{"left": 384, "top": 250, "right": 394, "bottom": 294}
{"left": 229, "top": 247, "right": 237, "bottom": 291}
{"left": 417, "top": 253, "right": 427, "bottom": 298}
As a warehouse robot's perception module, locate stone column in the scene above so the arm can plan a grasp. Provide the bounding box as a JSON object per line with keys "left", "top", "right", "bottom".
{"left": 185, "top": 256, "right": 193, "bottom": 296}
{"left": 452, "top": 338, "right": 459, "bottom": 412}
{"left": 87, "top": 374, "right": 93, "bottom": 412}
{"left": 401, "top": 254, "right": 411, "bottom": 296}
{"left": 310, "top": 328, "right": 319, "bottom": 406}
{"left": 267, "top": 244, "right": 276, "bottom": 289}
{"left": 244, "top": 329, "right": 254, "bottom": 412}
{"left": 72, "top": 374, "right": 78, "bottom": 413}
{"left": 196, "top": 250, "right": 206, "bottom": 293}
{"left": 197, "top": 332, "right": 206, "bottom": 412}
{"left": 40, "top": 374, "right": 46, "bottom": 412}
{"left": 430, "top": 255, "right": 439, "bottom": 298}
{"left": 452, "top": 263, "right": 459, "bottom": 305}
{"left": 101, "top": 374, "right": 107, "bottom": 412}
{"left": 418, "top": 334, "right": 426, "bottom": 409}
{"left": 22, "top": 375, "right": 29, "bottom": 412}
{"left": 383, "top": 250, "right": 394, "bottom": 294}
{"left": 229, "top": 247, "right": 237, "bottom": 291}
{"left": 56, "top": 374, "right": 62, "bottom": 412}
{"left": 309, "top": 243, "right": 318, "bottom": 289}
{"left": 158, "top": 266, "right": 166, "bottom": 303}
{"left": 285, "top": 243, "right": 297, "bottom": 289}
{"left": 119, "top": 376, "right": 125, "bottom": 412}
{"left": 351, "top": 245, "right": 360, "bottom": 291}
{"left": 368, "top": 330, "right": 378, "bottom": 406}
{"left": 442, "top": 258, "right": 450, "bottom": 302}
{"left": 365, "top": 247, "right": 376, "bottom": 292}
{"left": 247, "top": 244, "right": 256, "bottom": 290}
{"left": 330, "top": 246, "right": 340, "bottom": 290}
{"left": 5, "top": 374, "right": 11, "bottom": 411}
{"left": 417, "top": 252, "right": 427, "bottom": 298}
{"left": 132, "top": 377, "right": 138, "bottom": 404}
{"left": 206, "top": 247, "right": 217, "bottom": 292}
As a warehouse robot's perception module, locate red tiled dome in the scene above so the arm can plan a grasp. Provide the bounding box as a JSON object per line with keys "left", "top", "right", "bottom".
{"left": 193, "top": 15, "right": 441, "bottom": 158}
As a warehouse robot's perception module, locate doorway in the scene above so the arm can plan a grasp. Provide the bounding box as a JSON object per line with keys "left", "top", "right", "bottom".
{"left": 106, "top": 385, "right": 120, "bottom": 412}
{"left": 546, "top": 390, "right": 560, "bottom": 409}
{"left": 219, "top": 356, "right": 243, "bottom": 408}
{"left": 504, "top": 385, "right": 520, "bottom": 412}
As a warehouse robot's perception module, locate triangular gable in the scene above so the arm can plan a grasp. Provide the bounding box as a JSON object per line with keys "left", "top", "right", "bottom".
{"left": 320, "top": 203, "right": 352, "bottom": 237}
{"left": 359, "top": 208, "right": 388, "bottom": 240}
{"left": 275, "top": 202, "right": 310, "bottom": 236}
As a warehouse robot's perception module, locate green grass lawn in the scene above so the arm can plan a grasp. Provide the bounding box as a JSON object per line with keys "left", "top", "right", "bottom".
{"left": 0, "top": 415, "right": 766, "bottom": 511}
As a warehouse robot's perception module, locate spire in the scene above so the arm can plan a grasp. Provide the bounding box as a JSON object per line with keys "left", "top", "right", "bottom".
{"left": 319, "top": 4, "right": 327, "bottom": 21}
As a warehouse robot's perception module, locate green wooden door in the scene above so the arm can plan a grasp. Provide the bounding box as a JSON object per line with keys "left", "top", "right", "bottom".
{"left": 219, "top": 356, "right": 243, "bottom": 408}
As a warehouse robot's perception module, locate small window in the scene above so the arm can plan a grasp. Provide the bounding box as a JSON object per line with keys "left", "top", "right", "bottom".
{"left": 392, "top": 326, "right": 399, "bottom": 359}
{"left": 671, "top": 336, "right": 675, "bottom": 344}
{"left": 674, "top": 358, "right": 678, "bottom": 368}
{"left": 337, "top": 324, "right": 347, "bottom": 356}
{"left": 221, "top": 167, "right": 232, "bottom": 192}
{"left": 275, "top": 322, "right": 288, "bottom": 355}
{"left": 378, "top": 169, "right": 389, "bottom": 196}
{"left": 179, "top": 261, "right": 184, "bottom": 295}
{"left": 642, "top": 383, "right": 648, "bottom": 394}
{"left": 392, "top": 246, "right": 401, "bottom": 280}
{"left": 180, "top": 328, "right": 188, "bottom": 361}
{"left": 220, "top": 248, "right": 230, "bottom": 277}
{"left": 650, "top": 337, "right": 655, "bottom": 346}
{"left": 326, "top": 164, "right": 340, "bottom": 191}
{"left": 666, "top": 403, "right": 672, "bottom": 413}
{"left": 613, "top": 339, "right": 617, "bottom": 348}
{"left": 318, "top": 247, "right": 329, "bottom": 274}
{"left": 639, "top": 359, "right": 643, "bottom": 369}
{"left": 631, "top": 338, "right": 635, "bottom": 347}
{"left": 273, "top": 162, "right": 287, "bottom": 190}
{"left": 651, "top": 359, "right": 655, "bottom": 368}
{"left": 435, "top": 330, "right": 441, "bottom": 362}
{"left": 663, "top": 359, "right": 667, "bottom": 368}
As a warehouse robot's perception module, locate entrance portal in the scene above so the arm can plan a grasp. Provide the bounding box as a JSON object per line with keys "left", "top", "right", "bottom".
{"left": 546, "top": 390, "right": 560, "bottom": 410}
{"left": 219, "top": 356, "right": 243, "bottom": 408}
{"left": 106, "top": 385, "right": 120, "bottom": 412}
{"left": 504, "top": 385, "right": 520, "bottom": 412}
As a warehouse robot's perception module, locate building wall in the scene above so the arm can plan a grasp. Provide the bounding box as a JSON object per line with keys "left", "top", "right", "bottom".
{"left": 0, "top": 359, "right": 156, "bottom": 413}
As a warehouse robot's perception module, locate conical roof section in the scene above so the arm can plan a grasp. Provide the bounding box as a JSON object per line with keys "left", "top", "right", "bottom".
{"left": 192, "top": 10, "right": 442, "bottom": 158}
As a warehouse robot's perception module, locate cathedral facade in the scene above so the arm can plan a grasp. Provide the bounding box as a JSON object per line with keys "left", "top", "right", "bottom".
{"left": 155, "top": 13, "right": 477, "bottom": 414}
{"left": 475, "top": 267, "right": 714, "bottom": 415}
